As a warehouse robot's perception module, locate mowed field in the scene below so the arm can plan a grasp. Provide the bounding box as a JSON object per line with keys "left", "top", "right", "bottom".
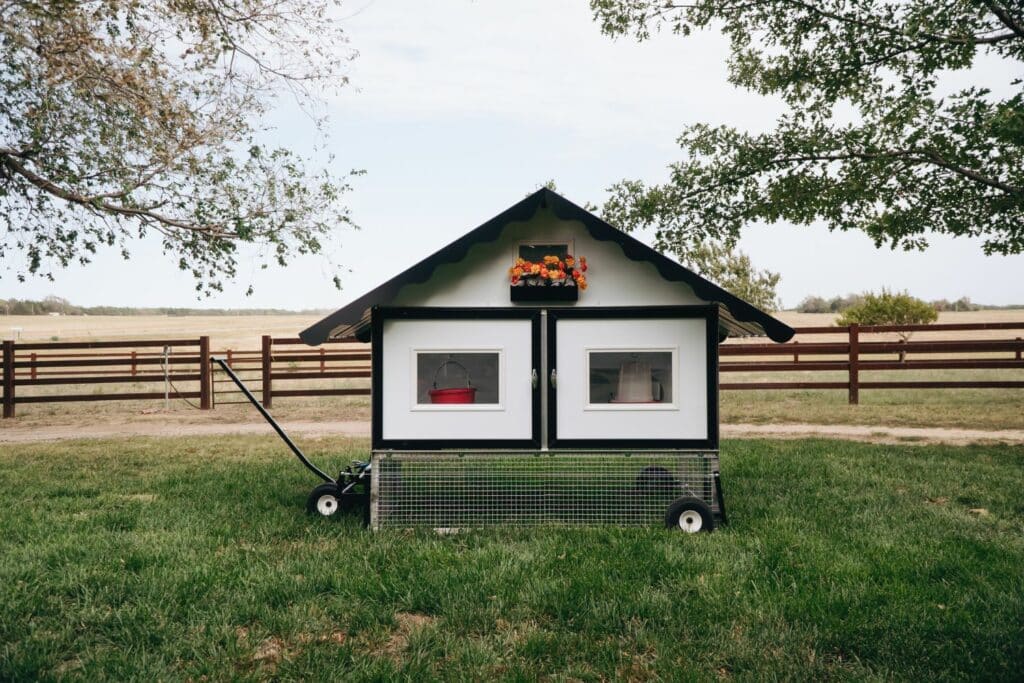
{"left": 5, "top": 309, "right": 1024, "bottom": 348}
{"left": 2, "top": 313, "right": 324, "bottom": 350}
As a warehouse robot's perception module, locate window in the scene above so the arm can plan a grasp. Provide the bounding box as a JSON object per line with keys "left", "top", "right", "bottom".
{"left": 518, "top": 241, "right": 572, "bottom": 263}
{"left": 587, "top": 350, "right": 674, "bottom": 406}
{"left": 414, "top": 351, "right": 501, "bottom": 407}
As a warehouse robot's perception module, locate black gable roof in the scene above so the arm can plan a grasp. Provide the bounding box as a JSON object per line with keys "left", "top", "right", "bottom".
{"left": 300, "top": 188, "right": 794, "bottom": 344}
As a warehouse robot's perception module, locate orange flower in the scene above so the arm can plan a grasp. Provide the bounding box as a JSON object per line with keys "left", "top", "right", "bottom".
{"left": 511, "top": 255, "right": 585, "bottom": 287}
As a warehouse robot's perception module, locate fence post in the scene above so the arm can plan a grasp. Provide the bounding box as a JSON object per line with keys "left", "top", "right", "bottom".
{"left": 792, "top": 340, "right": 799, "bottom": 363}
{"left": 199, "top": 336, "right": 211, "bottom": 410}
{"left": 2, "top": 340, "right": 14, "bottom": 418}
{"left": 131, "top": 350, "right": 137, "bottom": 377}
{"left": 320, "top": 347, "right": 326, "bottom": 374}
{"left": 848, "top": 324, "right": 860, "bottom": 405}
{"left": 226, "top": 349, "right": 233, "bottom": 369}
{"left": 1016, "top": 338, "right": 1022, "bottom": 361}
{"left": 262, "top": 335, "right": 273, "bottom": 408}
{"left": 30, "top": 352, "right": 37, "bottom": 381}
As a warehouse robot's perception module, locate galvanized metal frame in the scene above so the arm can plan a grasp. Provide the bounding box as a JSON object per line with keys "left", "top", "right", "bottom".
{"left": 370, "top": 449, "right": 722, "bottom": 529}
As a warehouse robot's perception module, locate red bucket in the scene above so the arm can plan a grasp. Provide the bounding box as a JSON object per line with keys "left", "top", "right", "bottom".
{"left": 429, "top": 359, "right": 476, "bottom": 404}
{"left": 428, "top": 386, "right": 477, "bottom": 404}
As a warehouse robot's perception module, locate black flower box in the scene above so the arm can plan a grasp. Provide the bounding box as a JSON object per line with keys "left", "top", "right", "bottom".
{"left": 510, "top": 285, "right": 579, "bottom": 303}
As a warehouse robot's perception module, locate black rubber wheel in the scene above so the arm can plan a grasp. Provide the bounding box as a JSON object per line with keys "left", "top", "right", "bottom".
{"left": 306, "top": 483, "right": 343, "bottom": 517}
{"left": 665, "top": 497, "right": 715, "bottom": 533}
{"left": 636, "top": 466, "right": 676, "bottom": 493}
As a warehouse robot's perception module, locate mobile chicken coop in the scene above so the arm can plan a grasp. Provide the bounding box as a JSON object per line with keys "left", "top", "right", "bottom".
{"left": 298, "top": 188, "right": 793, "bottom": 532}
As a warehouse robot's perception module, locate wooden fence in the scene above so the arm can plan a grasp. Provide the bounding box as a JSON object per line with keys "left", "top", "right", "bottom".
{"left": 1, "top": 337, "right": 212, "bottom": 418}
{"left": 2, "top": 322, "right": 1024, "bottom": 417}
{"left": 211, "top": 336, "right": 370, "bottom": 409}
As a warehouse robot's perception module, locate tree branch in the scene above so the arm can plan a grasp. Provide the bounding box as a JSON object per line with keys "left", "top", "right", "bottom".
{"left": 920, "top": 150, "right": 1023, "bottom": 196}
{"left": 980, "top": 0, "right": 1024, "bottom": 39}
{"left": 663, "top": 0, "right": 1019, "bottom": 45}
{"left": 672, "top": 147, "right": 1022, "bottom": 201}
{"left": 0, "top": 150, "right": 237, "bottom": 236}
{"left": 765, "top": 149, "right": 1022, "bottom": 197}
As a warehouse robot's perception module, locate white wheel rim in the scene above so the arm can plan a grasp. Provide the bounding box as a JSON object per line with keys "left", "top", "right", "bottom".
{"left": 678, "top": 509, "right": 703, "bottom": 533}
{"left": 316, "top": 494, "right": 339, "bottom": 516}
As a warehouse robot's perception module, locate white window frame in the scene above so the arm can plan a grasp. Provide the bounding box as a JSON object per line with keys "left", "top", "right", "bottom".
{"left": 409, "top": 347, "right": 506, "bottom": 412}
{"left": 582, "top": 346, "right": 680, "bottom": 411}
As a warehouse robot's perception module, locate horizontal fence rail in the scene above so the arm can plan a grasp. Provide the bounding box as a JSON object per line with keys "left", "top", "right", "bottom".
{"left": 1, "top": 337, "right": 212, "bottom": 418}
{"left": 2, "top": 322, "right": 1023, "bottom": 416}
{"left": 719, "top": 321, "right": 1024, "bottom": 404}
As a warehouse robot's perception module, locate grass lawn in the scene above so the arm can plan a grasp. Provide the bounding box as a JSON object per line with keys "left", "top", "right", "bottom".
{"left": 1, "top": 436, "right": 1022, "bottom": 680}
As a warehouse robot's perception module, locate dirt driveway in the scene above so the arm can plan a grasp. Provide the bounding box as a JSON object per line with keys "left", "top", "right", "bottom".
{"left": 2, "top": 420, "right": 1023, "bottom": 446}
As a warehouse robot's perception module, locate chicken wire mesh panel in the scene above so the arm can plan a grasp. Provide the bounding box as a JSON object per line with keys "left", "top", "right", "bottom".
{"left": 371, "top": 451, "right": 719, "bottom": 528}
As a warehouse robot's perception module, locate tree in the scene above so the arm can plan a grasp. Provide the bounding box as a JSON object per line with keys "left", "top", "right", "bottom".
{"left": 601, "top": 187, "right": 783, "bottom": 308}
{"left": 679, "top": 241, "right": 780, "bottom": 311}
{"left": 1, "top": 0, "right": 360, "bottom": 295}
{"left": 836, "top": 290, "right": 937, "bottom": 345}
{"left": 42, "top": 295, "right": 71, "bottom": 315}
{"left": 541, "top": 179, "right": 782, "bottom": 309}
{"left": 795, "top": 295, "right": 830, "bottom": 314}
{"left": 590, "top": 1, "right": 1024, "bottom": 256}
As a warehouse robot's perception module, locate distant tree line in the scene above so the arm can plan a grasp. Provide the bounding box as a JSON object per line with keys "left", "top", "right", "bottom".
{"left": 0, "top": 296, "right": 324, "bottom": 316}
{"left": 794, "top": 294, "right": 1017, "bottom": 314}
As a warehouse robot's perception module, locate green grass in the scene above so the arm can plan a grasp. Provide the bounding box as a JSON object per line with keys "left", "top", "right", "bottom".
{"left": 1, "top": 436, "right": 1022, "bottom": 681}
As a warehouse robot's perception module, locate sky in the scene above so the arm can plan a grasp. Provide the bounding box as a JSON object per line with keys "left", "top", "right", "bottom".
{"left": 5, "top": 0, "right": 1023, "bottom": 310}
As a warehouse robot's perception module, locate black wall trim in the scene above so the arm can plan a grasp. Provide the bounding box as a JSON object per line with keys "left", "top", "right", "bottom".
{"left": 371, "top": 307, "right": 542, "bottom": 450}
{"left": 546, "top": 305, "right": 720, "bottom": 451}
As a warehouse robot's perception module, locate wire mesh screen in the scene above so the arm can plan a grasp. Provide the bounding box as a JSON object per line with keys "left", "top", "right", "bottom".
{"left": 371, "top": 451, "right": 720, "bottom": 529}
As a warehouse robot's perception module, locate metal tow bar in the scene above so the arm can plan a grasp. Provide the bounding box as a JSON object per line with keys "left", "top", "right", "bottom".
{"left": 211, "top": 356, "right": 335, "bottom": 484}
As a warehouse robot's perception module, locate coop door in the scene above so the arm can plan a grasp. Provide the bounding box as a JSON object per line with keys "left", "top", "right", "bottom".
{"left": 548, "top": 307, "right": 718, "bottom": 449}
{"left": 373, "top": 308, "right": 541, "bottom": 449}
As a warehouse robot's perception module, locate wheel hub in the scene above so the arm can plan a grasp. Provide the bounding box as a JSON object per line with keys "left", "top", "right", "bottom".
{"left": 678, "top": 510, "right": 703, "bottom": 532}
{"left": 316, "top": 494, "right": 339, "bottom": 516}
